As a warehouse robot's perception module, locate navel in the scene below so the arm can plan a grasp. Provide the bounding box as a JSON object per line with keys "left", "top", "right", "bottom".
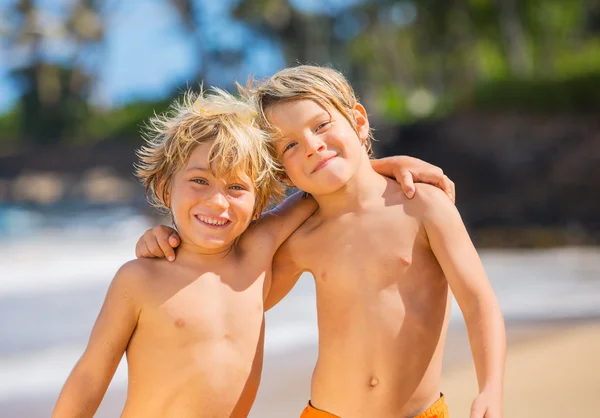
{"left": 369, "top": 377, "right": 379, "bottom": 388}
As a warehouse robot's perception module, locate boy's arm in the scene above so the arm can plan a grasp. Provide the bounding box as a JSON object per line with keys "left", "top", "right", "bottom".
{"left": 371, "top": 156, "right": 455, "bottom": 203}
{"left": 133, "top": 192, "right": 317, "bottom": 262}
{"left": 263, "top": 236, "right": 304, "bottom": 311}
{"left": 134, "top": 156, "right": 454, "bottom": 261}
{"left": 250, "top": 191, "right": 318, "bottom": 253}
{"left": 415, "top": 184, "right": 505, "bottom": 417}
{"left": 52, "top": 262, "right": 141, "bottom": 418}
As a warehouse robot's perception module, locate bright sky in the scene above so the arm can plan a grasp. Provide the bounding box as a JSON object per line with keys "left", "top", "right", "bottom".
{"left": 0, "top": 0, "right": 285, "bottom": 113}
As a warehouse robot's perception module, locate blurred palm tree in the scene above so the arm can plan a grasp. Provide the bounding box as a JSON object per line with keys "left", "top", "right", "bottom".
{"left": 230, "top": 0, "right": 597, "bottom": 120}
{"left": 5, "top": 0, "right": 104, "bottom": 145}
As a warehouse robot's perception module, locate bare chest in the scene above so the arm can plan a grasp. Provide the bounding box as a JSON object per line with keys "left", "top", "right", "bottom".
{"left": 138, "top": 268, "right": 267, "bottom": 344}
{"left": 302, "top": 212, "right": 417, "bottom": 277}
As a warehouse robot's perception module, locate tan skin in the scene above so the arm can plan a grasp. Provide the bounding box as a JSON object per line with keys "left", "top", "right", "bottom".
{"left": 52, "top": 141, "right": 320, "bottom": 418}
{"left": 132, "top": 119, "right": 495, "bottom": 416}
{"left": 264, "top": 100, "right": 505, "bottom": 418}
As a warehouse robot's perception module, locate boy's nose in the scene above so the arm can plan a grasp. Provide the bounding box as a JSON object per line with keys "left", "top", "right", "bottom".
{"left": 305, "top": 137, "right": 326, "bottom": 158}
{"left": 205, "top": 192, "right": 229, "bottom": 209}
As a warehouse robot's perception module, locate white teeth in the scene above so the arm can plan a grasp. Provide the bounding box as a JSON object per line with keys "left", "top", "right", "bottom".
{"left": 199, "top": 216, "right": 228, "bottom": 226}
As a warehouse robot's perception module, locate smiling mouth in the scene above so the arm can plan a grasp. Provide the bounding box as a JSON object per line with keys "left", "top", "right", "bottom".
{"left": 312, "top": 155, "right": 336, "bottom": 173}
{"left": 194, "top": 215, "right": 231, "bottom": 229}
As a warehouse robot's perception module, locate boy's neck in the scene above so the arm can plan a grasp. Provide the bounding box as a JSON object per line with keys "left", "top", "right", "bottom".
{"left": 311, "top": 153, "right": 387, "bottom": 218}
{"left": 176, "top": 241, "right": 236, "bottom": 263}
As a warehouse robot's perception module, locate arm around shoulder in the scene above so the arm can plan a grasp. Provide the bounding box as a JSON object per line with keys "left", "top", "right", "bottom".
{"left": 263, "top": 236, "right": 304, "bottom": 311}
{"left": 249, "top": 191, "right": 318, "bottom": 253}
{"left": 52, "top": 260, "right": 145, "bottom": 418}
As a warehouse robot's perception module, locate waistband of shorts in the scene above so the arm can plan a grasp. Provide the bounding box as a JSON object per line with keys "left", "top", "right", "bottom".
{"left": 414, "top": 393, "right": 448, "bottom": 418}
{"left": 301, "top": 393, "right": 448, "bottom": 418}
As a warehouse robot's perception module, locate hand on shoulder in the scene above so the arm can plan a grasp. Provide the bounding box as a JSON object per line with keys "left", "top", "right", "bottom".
{"left": 404, "top": 183, "right": 460, "bottom": 225}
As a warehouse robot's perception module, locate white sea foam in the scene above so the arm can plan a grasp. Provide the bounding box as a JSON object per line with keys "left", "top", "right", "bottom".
{"left": 1, "top": 224, "right": 599, "bottom": 407}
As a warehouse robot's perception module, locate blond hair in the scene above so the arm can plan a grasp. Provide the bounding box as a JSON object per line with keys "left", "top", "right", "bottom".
{"left": 243, "top": 65, "right": 374, "bottom": 159}
{"left": 135, "top": 87, "right": 284, "bottom": 218}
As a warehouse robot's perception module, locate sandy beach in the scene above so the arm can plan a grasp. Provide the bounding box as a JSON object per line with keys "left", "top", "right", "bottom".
{"left": 441, "top": 319, "right": 600, "bottom": 418}
{"left": 2, "top": 242, "right": 600, "bottom": 418}
{"left": 2, "top": 319, "right": 599, "bottom": 418}
{"left": 248, "top": 318, "right": 600, "bottom": 418}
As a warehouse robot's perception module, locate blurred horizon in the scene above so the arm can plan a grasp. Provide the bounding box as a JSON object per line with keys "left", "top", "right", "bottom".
{"left": 2, "top": 0, "right": 600, "bottom": 133}
{"left": 1, "top": 2, "right": 600, "bottom": 417}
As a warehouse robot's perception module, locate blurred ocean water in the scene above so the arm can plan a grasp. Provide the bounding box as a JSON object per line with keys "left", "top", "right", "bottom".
{"left": 1, "top": 207, "right": 599, "bottom": 412}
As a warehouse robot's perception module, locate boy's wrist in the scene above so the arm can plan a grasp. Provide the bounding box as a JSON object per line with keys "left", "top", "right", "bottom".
{"left": 479, "top": 381, "right": 503, "bottom": 396}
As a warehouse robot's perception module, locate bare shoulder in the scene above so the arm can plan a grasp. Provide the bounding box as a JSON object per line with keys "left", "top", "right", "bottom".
{"left": 111, "top": 258, "right": 165, "bottom": 294}
{"left": 288, "top": 209, "right": 322, "bottom": 242}
{"left": 236, "top": 221, "right": 279, "bottom": 261}
{"left": 404, "top": 183, "right": 457, "bottom": 221}
{"left": 274, "top": 209, "right": 319, "bottom": 260}
{"left": 241, "top": 206, "right": 317, "bottom": 258}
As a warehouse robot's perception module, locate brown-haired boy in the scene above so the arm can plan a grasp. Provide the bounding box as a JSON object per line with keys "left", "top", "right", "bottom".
{"left": 136, "top": 67, "right": 501, "bottom": 418}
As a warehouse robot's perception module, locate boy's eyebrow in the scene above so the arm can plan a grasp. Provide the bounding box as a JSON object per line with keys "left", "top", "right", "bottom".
{"left": 272, "top": 109, "right": 332, "bottom": 143}
{"left": 272, "top": 131, "right": 288, "bottom": 142}
{"left": 186, "top": 166, "right": 210, "bottom": 172}
{"left": 302, "top": 108, "right": 332, "bottom": 126}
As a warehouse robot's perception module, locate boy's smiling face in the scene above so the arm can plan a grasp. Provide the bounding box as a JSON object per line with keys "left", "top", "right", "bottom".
{"left": 169, "top": 140, "right": 256, "bottom": 252}
{"left": 266, "top": 99, "right": 370, "bottom": 196}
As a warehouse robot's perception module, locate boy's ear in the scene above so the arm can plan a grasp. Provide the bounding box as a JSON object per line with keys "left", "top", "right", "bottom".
{"left": 352, "top": 103, "right": 370, "bottom": 142}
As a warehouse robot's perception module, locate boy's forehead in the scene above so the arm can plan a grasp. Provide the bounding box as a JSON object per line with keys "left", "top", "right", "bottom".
{"left": 266, "top": 99, "right": 331, "bottom": 130}
{"left": 183, "top": 143, "right": 252, "bottom": 183}
{"left": 185, "top": 141, "right": 213, "bottom": 164}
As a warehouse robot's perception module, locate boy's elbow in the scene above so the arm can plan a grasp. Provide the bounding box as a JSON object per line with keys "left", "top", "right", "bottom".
{"left": 461, "top": 292, "right": 503, "bottom": 323}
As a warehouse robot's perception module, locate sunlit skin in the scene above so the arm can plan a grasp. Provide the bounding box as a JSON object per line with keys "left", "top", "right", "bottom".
{"left": 263, "top": 100, "right": 505, "bottom": 418}
{"left": 134, "top": 101, "right": 504, "bottom": 417}
{"left": 129, "top": 109, "right": 486, "bottom": 415}
{"left": 52, "top": 141, "right": 319, "bottom": 418}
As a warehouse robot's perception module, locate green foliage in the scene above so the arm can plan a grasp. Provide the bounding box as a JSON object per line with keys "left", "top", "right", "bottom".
{"left": 2, "top": 0, "right": 600, "bottom": 148}
{"left": 0, "top": 107, "right": 22, "bottom": 144}
{"left": 78, "top": 99, "right": 173, "bottom": 143}
{"left": 470, "top": 73, "right": 600, "bottom": 112}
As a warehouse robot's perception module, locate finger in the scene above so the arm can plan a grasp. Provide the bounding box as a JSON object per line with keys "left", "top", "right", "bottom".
{"left": 139, "top": 240, "right": 155, "bottom": 258}
{"left": 168, "top": 232, "right": 181, "bottom": 248}
{"left": 147, "top": 238, "right": 166, "bottom": 258}
{"left": 135, "top": 243, "right": 141, "bottom": 258}
{"left": 440, "top": 175, "right": 455, "bottom": 203}
{"left": 157, "top": 235, "right": 176, "bottom": 262}
{"left": 396, "top": 170, "right": 416, "bottom": 198}
{"left": 413, "top": 170, "right": 448, "bottom": 195}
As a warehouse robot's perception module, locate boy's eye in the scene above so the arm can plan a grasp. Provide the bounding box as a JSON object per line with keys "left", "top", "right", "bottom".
{"left": 283, "top": 141, "right": 297, "bottom": 153}
{"left": 315, "top": 121, "right": 330, "bottom": 132}
{"left": 192, "top": 178, "right": 208, "bottom": 185}
{"left": 229, "top": 184, "right": 246, "bottom": 191}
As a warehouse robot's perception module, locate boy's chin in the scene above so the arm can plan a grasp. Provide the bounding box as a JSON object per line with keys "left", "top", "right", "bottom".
{"left": 186, "top": 235, "right": 238, "bottom": 251}
{"left": 302, "top": 182, "right": 345, "bottom": 196}
{"left": 303, "top": 174, "right": 352, "bottom": 195}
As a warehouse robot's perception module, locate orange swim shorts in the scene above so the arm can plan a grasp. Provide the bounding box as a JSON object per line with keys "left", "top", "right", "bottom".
{"left": 299, "top": 394, "right": 449, "bottom": 418}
